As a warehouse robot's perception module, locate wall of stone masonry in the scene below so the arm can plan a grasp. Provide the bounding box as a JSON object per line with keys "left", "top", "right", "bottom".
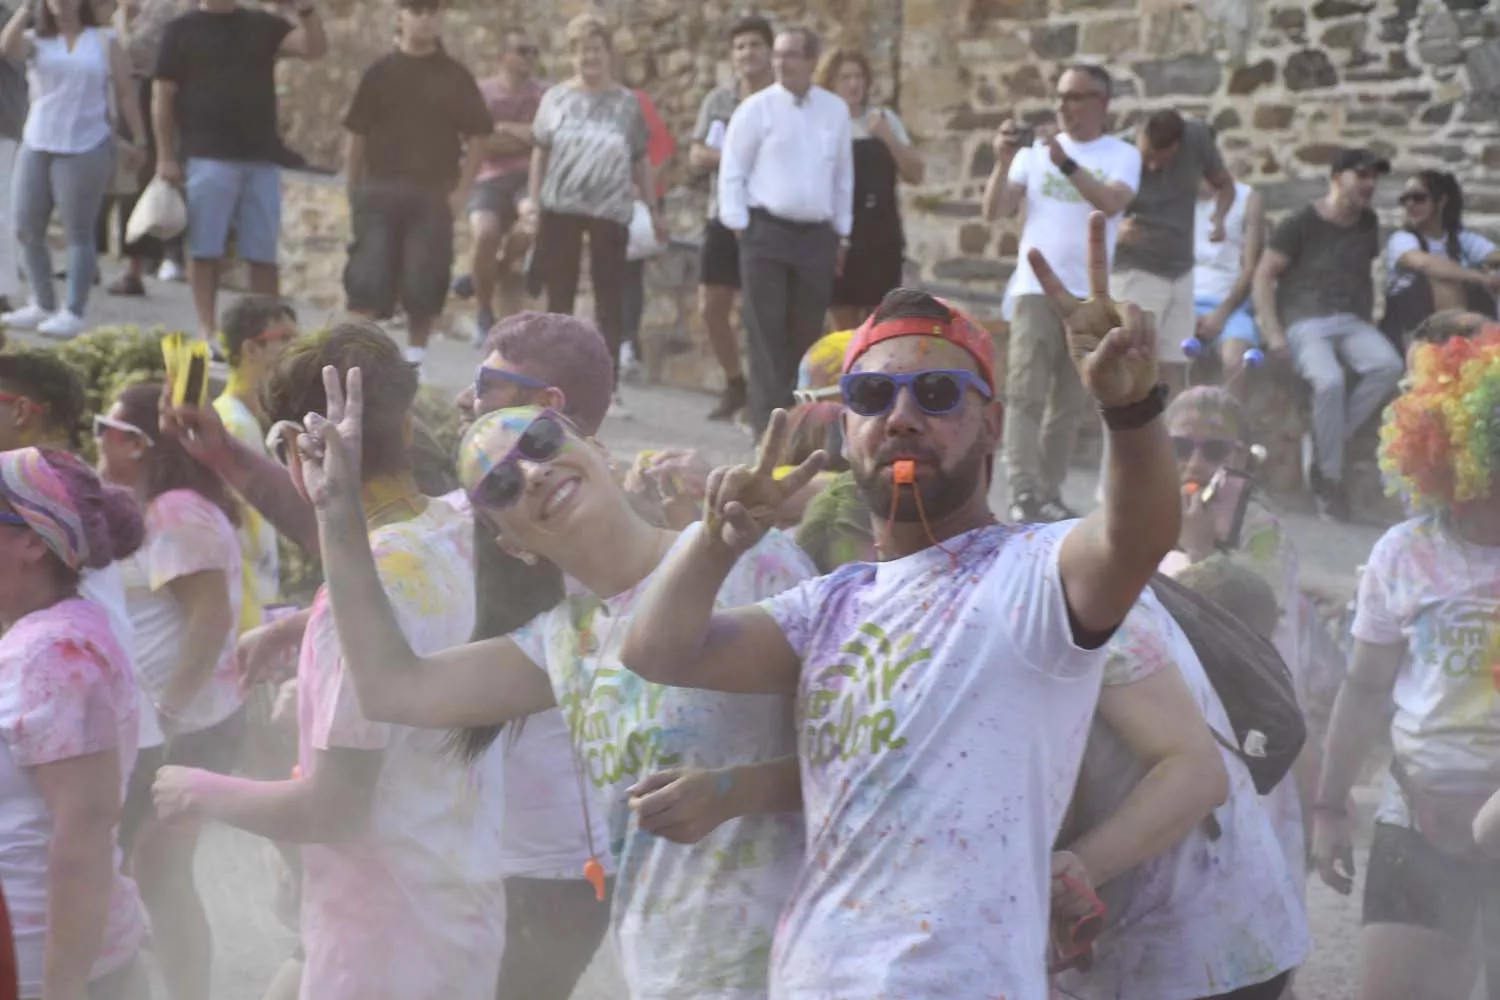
{"left": 272, "top": 0, "right": 1500, "bottom": 504}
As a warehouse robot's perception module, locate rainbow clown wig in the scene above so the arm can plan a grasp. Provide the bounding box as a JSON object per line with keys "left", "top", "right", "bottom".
{"left": 1380, "top": 328, "right": 1500, "bottom": 511}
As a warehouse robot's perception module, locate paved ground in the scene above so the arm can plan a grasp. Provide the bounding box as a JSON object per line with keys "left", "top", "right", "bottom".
{"left": 23, "top": 268, "right": 1391, "bottom": 999}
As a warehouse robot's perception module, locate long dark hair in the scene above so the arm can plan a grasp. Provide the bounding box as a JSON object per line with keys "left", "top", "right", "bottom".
{"left": 447, "top": 530, "right": 565, "bottom": 761}
{"left": 34, "top": 0, "right": 99, "bottom": 40}
{"left": 1413, "top": 169, "right": 1466, "bottom": 263}
{"left": 115, "top": 383, "right": 241, "bottom": 527}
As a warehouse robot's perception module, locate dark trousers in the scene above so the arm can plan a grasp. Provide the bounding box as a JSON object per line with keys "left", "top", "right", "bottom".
{"left": 623, "top": 257, "right": 645, "bottom": 357}
{"left": 494, "top": 876, "right": 614, "bottom": 1000}
{"left": 98, "top": 76, "right": 182, "bottom": 268}
{"left": 529, "top": 210, "right": 628, "bottom": 380}
{"left": 739, "top": 209, "right": 838, "bottom": 435}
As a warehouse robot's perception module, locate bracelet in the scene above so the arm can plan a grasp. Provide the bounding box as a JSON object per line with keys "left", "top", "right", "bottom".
{"left": 1099, "top": 382, "right": 1167, "bottom": 432}
{"left": 1059, "top": 156, "right": 1079, "bottom": 177}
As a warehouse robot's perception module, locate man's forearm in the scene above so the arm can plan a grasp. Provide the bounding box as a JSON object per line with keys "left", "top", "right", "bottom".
{"left": 1069, "top": 170, "right": 1128, "bottom": 216}
{"left": 44, "top": 829, "right": 113, "bottom": 999}
{"left": 723, "top": 754, "right": 801, "bottom": 818}
{"left": 1103, "top": 419, "right": 1180, "bottom": 566}
{"left": 152, "top": 91, "right": 177, "bottom": 166}
{"left": 454, "top": 143, "right": 484, "bottom": 205}
{"left": 981, "top": 161, "right": 1017, "bottom": 220}
{"left": 211, "top": 435, "right": 319, "bottom": 553}
{"left": 1251, "top": 274, "right": 1282, "bottom": 342}
{"left": 619, "top": 531, "right": 738, "bottom": 685}
{"left": 526, "top": 146, "right": 547, "bottom": 204}
{"left": 1212, "top": 178, "right": 1235, "bottom": 229}
{"left": 1068, "top": 751, "right": 1226, "bottom": 887}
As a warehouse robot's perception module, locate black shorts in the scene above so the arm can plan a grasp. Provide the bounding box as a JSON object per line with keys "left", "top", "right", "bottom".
{"left": 698, "top": 218, "right": 740, "bottom": 289}
{"left": 495, "top": 875, "right": 614, "bottom": 1000}
{"left": 468, "top": 172, "right": 528, "bottom": 232}
{"left": 121, "top": 708, "right": 247, "bottom": 854}
{"left": 1364, "top": 820, "right": 1500, "bottom": 938}
{"left": 343, "top": 180, "right": 455, "bottom": 321}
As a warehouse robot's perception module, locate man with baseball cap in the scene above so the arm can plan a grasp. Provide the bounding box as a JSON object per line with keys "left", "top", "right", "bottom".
{"left": 1252, "top": 147, "right": 1403, "bottom": 522}
{"left": 618, "top": 213, "right": 1184, "bottom": 998}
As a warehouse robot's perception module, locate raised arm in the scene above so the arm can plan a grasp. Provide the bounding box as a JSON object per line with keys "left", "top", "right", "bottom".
{"left": 277, "top": 5, "right": 327, "bottom": 60}
{"left": 1031, "top": 213, "right": 1180, "bottom": 638}
{"left": 0, "top": 2, "right": 30, "bottom": 63}
{"left": 620, "top": 412, "right": 825, "bottom": 694}
{"left": 981, "top": 124, "right": 1025, "bottom": 221}
{"left": 1251, "top": 247, "right": 1291, "bottom": 357}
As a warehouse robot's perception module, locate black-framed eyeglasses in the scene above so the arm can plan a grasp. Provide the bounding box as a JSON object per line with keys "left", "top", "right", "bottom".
{"left": 468, "top": 409, "right": 572, "bottom": 511}
{"left": 1171, "top": 435, "right": 1236, "bottom": 464}
{"left": 1398, "top": 191, "right": 1431, "bottom": 206}
{"left": 839, "top": 369, "right": 992, "bottom": 418}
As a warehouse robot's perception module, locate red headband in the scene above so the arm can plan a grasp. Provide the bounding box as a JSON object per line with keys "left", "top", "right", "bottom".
{"left": 841, "top": 304, "right": 996, "bottom": 391}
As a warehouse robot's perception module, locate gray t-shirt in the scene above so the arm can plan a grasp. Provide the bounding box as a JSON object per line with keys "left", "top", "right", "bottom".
{"left": 1269, "top": 204, "right": 1381, "bottom": 327}
{"left": 532, "top": 83, "right": 647, "bottom": 227}
{"left": 692, "top": 84, "right": 739, "bottom": 220}
{"left": 1113, "top": 118, "right": 1224, "bottom": 279}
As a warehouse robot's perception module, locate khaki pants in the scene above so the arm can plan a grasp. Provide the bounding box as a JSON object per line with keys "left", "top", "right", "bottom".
{"left": 1002, "top": 294, "right": 1090, "bottom": 502}
{"left": 1111, "top": 268, "right": 1196, "bottom": 364}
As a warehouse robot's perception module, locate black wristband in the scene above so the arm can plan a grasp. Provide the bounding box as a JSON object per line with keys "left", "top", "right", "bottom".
{"left": 1100, "top": 382, "right": 1168, "bottom": 432}
{"left": 1059, "top": 156, "right": 1079, "bottom": 177}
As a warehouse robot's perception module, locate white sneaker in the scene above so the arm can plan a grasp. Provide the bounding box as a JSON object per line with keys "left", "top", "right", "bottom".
{"left": 2, "top": 303, "right": 50, "bottom": 329}
{"left": 156, "top": 260, "right": 184, "bottom": 282}
{"left": 619, "top": 343, "right": 644, "bottom": 384}
{"left": 37, "top": 310, "right": 86, "bottom": 339}
{"left": 608, "top": 392, "right": 633, "bottom": 420}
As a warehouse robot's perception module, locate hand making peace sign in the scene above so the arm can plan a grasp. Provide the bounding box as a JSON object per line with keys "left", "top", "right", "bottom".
{"left": 289, "top": 365, "right": 367, "bottom": 510}
{"left": 1029, "top": 211, "right": 1160, "bottom": 410}
{"left": 703, "top": 409, "right": 828, "bottom": 555}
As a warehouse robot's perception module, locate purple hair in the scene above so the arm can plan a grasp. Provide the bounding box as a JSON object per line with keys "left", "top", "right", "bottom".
{"left": 38, "top": 449, "right": 144, "bottom": 570}
{"left": 483, "top": 312, "right": 614, "bottom": 436}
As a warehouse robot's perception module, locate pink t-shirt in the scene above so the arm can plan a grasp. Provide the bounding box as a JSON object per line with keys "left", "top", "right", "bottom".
{"left": 0, "top": 599, "right": 147, "bottom": 996}
{"left": 476, "top": 75, "right": 546, "bottom": 182}
{"left": 296, "top": 500, "right": 507, "bottom": 1000}
{"left": 121, "top": 489, "right": 244, "bottom": 734}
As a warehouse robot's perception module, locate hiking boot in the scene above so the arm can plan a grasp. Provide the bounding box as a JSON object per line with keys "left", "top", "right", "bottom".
{"left": 1037, "top": 497, "right": 1079, "bottom": 522}
{"left": 1008, "top": 492, "right": 1047, "bottom": 524}
{"left": 708, "top": 376, "right": 747, "bottom": 421}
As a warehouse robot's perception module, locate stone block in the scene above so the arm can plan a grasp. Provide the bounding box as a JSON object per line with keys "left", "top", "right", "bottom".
{"left": 962, "top": 0, "right": 1048, "bottom": 32}
{"left": 958, "top": 222, "right": 991, "bottom": 255}
{"left": 1269, "top": 7, "right": 1306, "bottom": 35}
{"left": 1417, "top": 7, "right": 1464, "bottom": 67}
{"left": 1312, "top": 0, "right": 1373, "bottom": 18}
{"left": 1252, "top": 104, "right": 1296, "bottom": 129}
{"left": 1211, "top": 107, "right": 1242, "bottom": 132}
{"left": 1227, "top": 58, "right": 1277, "bottom": 94}
{"left": 1295, "top": 143, "right": 1344, "bottom": 166}
{"left": 1004, "top": 63, "right": 1051, "bottom": 100}
{"left": 1320, "top": 19, "right": 1367, "bottom": 50}
{"left": 933, "top": 256, "right": 1011, "bottom": 281}
{"left": 1284, "top": 49, "right": 1339, "bottom": 91}
{"left": 1133, "top": 53, "right": 1223, "bottom": 97}
{"left": 1068, "top": 0, "right": 1133, "bottom": 8}
{"left": 1031, "top": 22, "right": 1079, "bottom": 60}
{"left": 1483, "top": 144, "right": 1500, "bottom": 169}
{"left": 1079, "top": 17, "right": 1139, "bottom": 58}
{"left": 1260, "top": 176, "right": 1329, "bottom": 213}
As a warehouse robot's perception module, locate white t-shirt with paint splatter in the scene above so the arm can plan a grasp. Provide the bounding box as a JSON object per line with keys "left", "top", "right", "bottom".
{"left": 0, "top": 598, "right": 148, "bottom": 995}
{"left": 121, "top": 489, "right": 245, "bottom": 734}
{"left": 510, "top": 524, "right": 814, "bottom": 1000}
{"left": 1351, "top": 516, "right": 1500, "bottom": 827}
{"left": 297, "top": 499, "right": 508, "bottom": 1000}
{"left": 758, "top": 522, "right": 1105, "bottom": 1000}
{"left": 1054, "top": 593, "right": 1310, "bottom": 1000}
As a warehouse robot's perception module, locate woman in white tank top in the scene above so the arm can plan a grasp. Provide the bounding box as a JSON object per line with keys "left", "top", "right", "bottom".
{"left": 1192, "top": 177, "right": 1266, "bottom": 381}
{"left": 0, "top": 0, "right": 144, "bottom": 339}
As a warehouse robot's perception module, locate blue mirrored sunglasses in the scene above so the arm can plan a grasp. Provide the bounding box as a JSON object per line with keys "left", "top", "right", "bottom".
{"left": 839, "top": 369, "right": 992, "bottom": 417}
{"left": 475, "top": 366, "right": 551, "bottom": 398}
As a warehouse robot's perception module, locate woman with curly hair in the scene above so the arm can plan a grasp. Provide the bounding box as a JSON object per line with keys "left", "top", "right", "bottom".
{"left": 1312, "top": 329, "right": 1500, "bottom": 1000}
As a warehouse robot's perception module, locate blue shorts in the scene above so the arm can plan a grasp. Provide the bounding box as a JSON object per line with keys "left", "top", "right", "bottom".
{"left": 1194, "top": 295, "right": 1260, "bottom": 346}
{"left": 185, "top": 158, "right": 281, "bottom": 263}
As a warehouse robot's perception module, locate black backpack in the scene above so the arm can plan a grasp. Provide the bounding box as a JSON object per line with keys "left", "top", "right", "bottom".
{"left": 1149, "top": 571, "right": 1307, "bottom": 795}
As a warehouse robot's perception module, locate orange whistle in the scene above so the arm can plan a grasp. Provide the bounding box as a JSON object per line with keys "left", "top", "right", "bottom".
{"left": 583, "top": 857, "right": 606, "bottom": 902}
{"left": 1182, "top": 481, "right": 1201, "bottom": 496}
{"left": 893, "top": 459, "right": 916, "bottom": 485}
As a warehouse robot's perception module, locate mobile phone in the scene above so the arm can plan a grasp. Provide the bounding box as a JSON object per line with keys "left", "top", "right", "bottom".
{"left": 1012, "top": 124, "right": 1036, "bottom": 147}
{"left": 161, "top": 332, "right": 211, "bottom": 408}
{"left": 183, "top": 354, "right": 206, "bottom": 408}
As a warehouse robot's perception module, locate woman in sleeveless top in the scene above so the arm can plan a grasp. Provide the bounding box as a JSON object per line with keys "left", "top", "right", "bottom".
{"left": 1191, "top": 176, "right": 1265, "bottom": 384}
{"left": 0, "top": 0, "right": 145, "bottom": 339}
{"left": 816, "top": 49, "right": 924, "bottom": 331}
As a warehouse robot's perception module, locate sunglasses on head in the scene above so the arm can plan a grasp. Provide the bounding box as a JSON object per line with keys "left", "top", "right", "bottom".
{"left": 475, "top": 365, "right": 550, "bottom": 399}
{"left": 265, "top": 420, "right": 305, "bottom": 468}
{"left": 468, "top": 409, "right": 572, "bottom": 511}
{"left": 839, "top": 369, "right": 992, "bottom": 418}
{"left": 92, "top": 414, "right": 152, "bottom": 445}
{"left": 1171, "top": 435, "right": 1236, "bottom": 464}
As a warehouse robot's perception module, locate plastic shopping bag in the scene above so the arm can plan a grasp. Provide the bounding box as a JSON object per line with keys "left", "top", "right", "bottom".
{"left": 626, "top": 200, "right": 662, "bottom": 261}
{"left": 126, "top": 176, "right": 188, "bottom": 244}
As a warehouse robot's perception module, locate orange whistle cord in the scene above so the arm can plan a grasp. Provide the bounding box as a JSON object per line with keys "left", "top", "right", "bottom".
{"left": 873, "top": 465, "right": 958, "bottom": 567}
{"left": 583, "top": 857, "right": 607, "bottom": 902}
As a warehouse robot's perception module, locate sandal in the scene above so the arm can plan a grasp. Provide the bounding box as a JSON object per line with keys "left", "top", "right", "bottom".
{"left": 107, "top": 273, "right": 146, "bottom": 297}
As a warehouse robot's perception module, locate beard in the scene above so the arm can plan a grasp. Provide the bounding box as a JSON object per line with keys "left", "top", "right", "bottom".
{"left": 853, "top": 437, "right": 989, "bottom": 525}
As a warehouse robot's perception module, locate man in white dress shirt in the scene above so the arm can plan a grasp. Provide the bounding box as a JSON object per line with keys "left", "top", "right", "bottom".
{"left": 718, "top": 26, "right": 853, "bottom": 436}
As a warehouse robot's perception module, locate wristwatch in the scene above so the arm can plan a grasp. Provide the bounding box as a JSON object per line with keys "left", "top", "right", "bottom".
{"left": 1099, "top": 382, "right": 1168, "bottom": 432}
{"left": 1059, "top": 156, "right": 1079, "bottom": 177}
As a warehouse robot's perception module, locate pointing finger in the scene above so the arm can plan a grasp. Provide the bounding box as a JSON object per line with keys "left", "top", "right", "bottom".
{"left": 1087, "top": 211, "right": 1110, "bottom": 301}
{"left": 1027, "top": 248, "right": 1078, "bottom": 318}
{"left": 753, "top": 410, "right": 789, "bottom": 480}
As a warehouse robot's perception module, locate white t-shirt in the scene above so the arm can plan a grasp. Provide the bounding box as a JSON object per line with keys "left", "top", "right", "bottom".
{"left": 1007, "top": 135, "right": 1142, "bottom": 299}
{"left": 1385, "top": 227, "right": 1498, "bottom": 302}
{"left": 1351, "top": 516, "right": 1500, "bottom": 827}
{"left": 511, "top": 524, "right": 814, "bottom": 1000}
{"left": 81, "top": 563, "right": 165, "bottom": 750}
{"left": 297, "top": 498, "right": 508, "bottom": 1000}
{"left": 1193, "top": 181, "right": 1253, "bottom": 303}
{"left": 759, "top": 522, "right": 1106, "bottom": 1000}
{"left": 0, "top": 598, "right": 148, "bottom": 996}
{"left": 120, "top": 489, "right": 244, "bottom": 734}
{"left": 1054, "top": 594, "right": 1309, "bottom": 1000}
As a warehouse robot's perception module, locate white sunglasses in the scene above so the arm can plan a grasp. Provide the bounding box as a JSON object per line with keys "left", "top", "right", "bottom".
{"left": 92, "top": 414, "right": 152, "bottom": 445}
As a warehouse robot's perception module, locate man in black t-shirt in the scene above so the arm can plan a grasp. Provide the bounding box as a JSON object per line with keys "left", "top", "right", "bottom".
{"left": 1252, "top": 148, "right": 1404, "bottom": 522}
{"left": 342, "top": 0, "right": 491, "bottom": 369}
{"left": 153, "top": 0, "right": 327, "bottom": 344}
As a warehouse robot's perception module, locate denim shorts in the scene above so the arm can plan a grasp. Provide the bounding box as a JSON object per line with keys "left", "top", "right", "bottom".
{"left": 185, "top": 158, "right": 281, "bottom": 263}
{"left": 1194, "top": 294, "right": 1260, "bottom": 346}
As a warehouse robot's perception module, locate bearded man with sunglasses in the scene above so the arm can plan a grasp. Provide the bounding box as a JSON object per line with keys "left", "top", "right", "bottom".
{"left": 620, "top": 212, "right": 1184, "bottom": 999}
